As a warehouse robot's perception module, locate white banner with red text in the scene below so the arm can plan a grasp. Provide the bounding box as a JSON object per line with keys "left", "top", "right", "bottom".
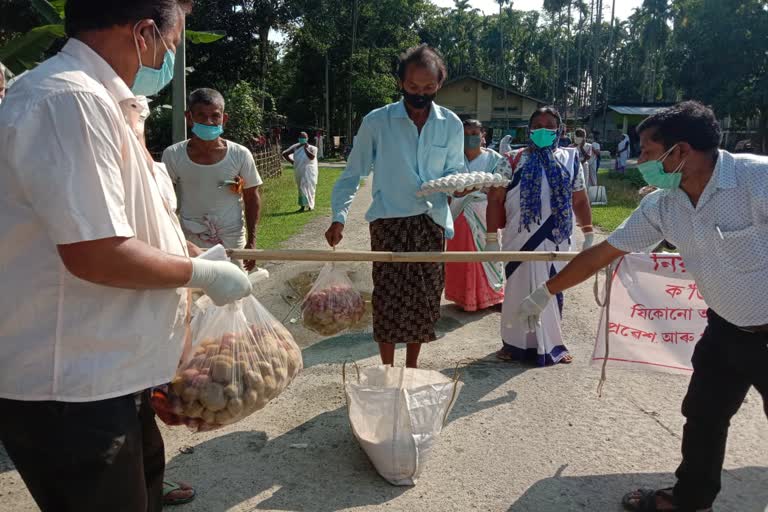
{"left": 591, "top": 253, "right": 709, "bottom": 375}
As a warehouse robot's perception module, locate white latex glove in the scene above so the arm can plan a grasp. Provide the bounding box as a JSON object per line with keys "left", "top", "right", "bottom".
{"left": 187, "top": 258, "right": 252, "bottom": 306}
{"left": 485, "top": 232, "right": 500, "bottom": 252}
{"left": 582, "top": 232, "right": 595, "bottom": 251}
{"left": 517, "top": 284, "right": 554, "bottom": 331}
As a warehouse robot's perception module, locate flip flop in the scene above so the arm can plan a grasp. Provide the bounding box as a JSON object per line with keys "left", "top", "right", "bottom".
{"left": 162, "top": 480, "right": 196, "bottom": 506}
{"left": 621, "top": 488, "right": 713, "bottom": 512}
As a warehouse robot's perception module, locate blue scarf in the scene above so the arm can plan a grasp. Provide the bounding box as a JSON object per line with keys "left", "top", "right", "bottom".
{"left": 518, "top": 140, "right": 574, "bottom": 245}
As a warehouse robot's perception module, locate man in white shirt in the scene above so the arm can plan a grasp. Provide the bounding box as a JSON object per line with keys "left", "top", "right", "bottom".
{"left": 515, "top": 102, "right": 768, "bottom": 512}
{"left": 163, "top": 88, "right": 263, "bottom": 271}
{"left": 0, "top": 2, "right": 251, "bottom": 510}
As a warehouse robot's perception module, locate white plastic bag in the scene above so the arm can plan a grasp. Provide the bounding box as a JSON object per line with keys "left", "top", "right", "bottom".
{"left": 344, "top": 365, "right": 462, "bottom": 486}
{"left": 301, "top": 263, "right": 365, "bottom": 335}
{"left": 152, "top": 295, "right": 303, "bottom": 432}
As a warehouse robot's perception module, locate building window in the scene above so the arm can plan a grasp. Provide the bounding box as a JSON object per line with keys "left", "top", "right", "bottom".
{"left": 493, "top": 106, "right": 520, "bottom": 112}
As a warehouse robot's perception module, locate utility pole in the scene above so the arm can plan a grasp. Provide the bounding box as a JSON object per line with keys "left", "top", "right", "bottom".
{"left": 346, "top": 0, "right": 360, "bottom": 145}
{"left": 563, "top": 1, "right": 572, "bottom": 122}
{"left": 601, "top": 0, "right": 616, "bottom": 139}
{"left": 575, "top": 5, "right": 583, "bottom": 111}
{"left": 499, "top": 1, "right": 509, "bottom": 133}
{"left": 325, "top": 52, "right": 331, "bottom": 156}
{"left": 588, "top": 0, "right": 603, "bottom": 133}
{"left": 172, "top": 25, "right": 187, "bottom": 143}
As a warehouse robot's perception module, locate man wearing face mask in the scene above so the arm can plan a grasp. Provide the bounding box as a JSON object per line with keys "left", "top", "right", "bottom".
{"left": 571, "top": 128, "right": 597, "bottom": 187}
{"left": 486, "top": 107, "right": 593, "bottom": 366}
{"left": 282, "top": 131, "right": 319, "bottom": 212}
{"left": 163, "top": 88, "right": 263, "bottom": 272}
{"left": 514, "top": 101, "right": 768, "bottom": 512}
{"left": 325, "top": 44, "right": 464, "bottom": 369}
{"left": 0, "top": 1, "right": 253, "bottom": 510}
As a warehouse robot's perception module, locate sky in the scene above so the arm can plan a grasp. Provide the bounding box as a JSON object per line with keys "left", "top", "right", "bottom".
{"left": 431, "top": 0, "right": 644, "bottom": 20}
{"left": 271, "top": 0, "right": 644, "bottom": 43}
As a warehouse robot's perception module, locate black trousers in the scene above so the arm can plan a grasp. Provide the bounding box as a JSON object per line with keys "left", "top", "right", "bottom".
{"left": 673, "top": 309, "right": 768, "bottom": 510}
{"left": 0, "top": 390, "right": 165, "bottom": 512}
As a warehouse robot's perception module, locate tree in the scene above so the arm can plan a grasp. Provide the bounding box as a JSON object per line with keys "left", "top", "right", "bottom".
{"left": 669, "top": 0, "right": 768, "bottom": 151}
{"left": 0, "top": 0, "right": 223, "bottom": 76}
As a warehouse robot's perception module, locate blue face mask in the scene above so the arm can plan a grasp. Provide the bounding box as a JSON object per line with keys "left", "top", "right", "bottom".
{"left": 192, "top": 123, "right": 224, "bottom": 141}
{"left": 131, "top": 22, "right": 175, "bottom": 97}
{"left": 464, "top": 134, "right": 482, "bottom": 150}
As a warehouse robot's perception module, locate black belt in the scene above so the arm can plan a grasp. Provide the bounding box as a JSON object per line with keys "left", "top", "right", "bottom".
{"left": 738, "top": 324, "right": 768, "bottom": 334}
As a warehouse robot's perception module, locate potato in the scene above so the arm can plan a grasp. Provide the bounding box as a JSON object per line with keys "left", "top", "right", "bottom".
{"left": 262, "top": 375, "right": 277, "bottom": 398}
{"left": 201, "top": 408, "right": 216, "bottom": 425}
{"left": 227, "top": 397, "right": 244, "bottom": 416}
{"left": 181, "top": 385, "right": 199, "bottom": 404}
{"left": 234, "top": 360, "right": 250, "bottom": 380}
{"left": 215, "top": 409, "right": 237, "bottom": 425}
{"left": 180, "top": 368, "right": 199, "bottom": 383}
{"left": 210, "top": 355, "right": 234, "bottom": 384}
{"left": 270, "top": 356, "right": 285, "bottom": 371}
{"left": 170, "top": 377, "right": 186, "bottom": 397}
{"left": 243, "top": 389, "right": 260, "bottom": 410}
{"left": 191, "top": 374, "right": 210, "bottom": 388}
{"left": 244, "top": 371, "right": 265, "bottom": 395}
{"left": 184, "top": 400, "right": 204, "bottom": 418}
{"left": 199, "top": 382, "right": 227, "bottom": 412}
{"left": 205, "top": 345, "right": 219, "bottom": 358}
{"left": 287, "top": 352, "right": 302, "bottom": 378}
{"left": 258, "top": 362, "right": 274, "bottom": 379}
{"left": 274, "top": 367, "right": 289, "bottom": 387}
{"left": 223, "top": 383, "right": 240, "bottom": 399}
{"left": 255, "top": 396, "right": 269, "bottom": 410}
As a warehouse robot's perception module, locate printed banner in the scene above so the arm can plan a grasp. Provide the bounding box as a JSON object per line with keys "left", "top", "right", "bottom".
{"left": 591, "top": 253, "right": 709, "bottom": 375}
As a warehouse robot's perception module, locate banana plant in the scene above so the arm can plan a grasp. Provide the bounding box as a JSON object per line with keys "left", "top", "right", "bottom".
{"left": 0, "top": 0, "right": 224, "bottom": 76}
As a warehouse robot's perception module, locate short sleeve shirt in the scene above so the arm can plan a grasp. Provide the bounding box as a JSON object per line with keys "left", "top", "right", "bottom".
{"left": 162, "top": 141, "right": 262, "bottom": 242}
{"left": 607, "top": 151, "right": 768, "bottom": 326}
{"left": 0, "top": 39, "right": 189, "bottom": 401}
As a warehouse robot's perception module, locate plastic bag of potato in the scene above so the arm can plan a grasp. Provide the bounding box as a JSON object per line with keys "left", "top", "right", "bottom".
{"left": 152, "top": 295, "right": 303, "bottom": 432}
{"left": 301, "top": 263, "right": 365, "bottom": 336}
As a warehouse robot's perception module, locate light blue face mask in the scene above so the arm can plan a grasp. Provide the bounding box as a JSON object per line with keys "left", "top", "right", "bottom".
{"left": 192, "top": 123, "right": 224, "bottom": 141}
{"left": 530, "top": 128, "right": 559, "bottom": 149}
{"left": 637, "top": 144, "right": 685, "bottom": 189}
{"left": 131, "top": 22, "right": 175, "bottom": 97}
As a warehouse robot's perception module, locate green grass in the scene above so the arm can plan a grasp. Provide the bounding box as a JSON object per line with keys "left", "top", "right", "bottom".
{"left": 257, "top": 167, "right": 344, "bottom": 249}
{"left": 590, "top": 167, "right": 644, "bottom": 232}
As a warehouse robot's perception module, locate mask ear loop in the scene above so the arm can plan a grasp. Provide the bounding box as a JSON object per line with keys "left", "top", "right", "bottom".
{"left": 658, "top": 143, "right": 678, "bottom": 163}
{"left": 133, "top": 22, "right": 144, "bottom": 68}
{"left": 672, "top": 158, "right": 687, "bottom": 175}
{"left": 153, "top": 22, "right": 171, "bottom": 55}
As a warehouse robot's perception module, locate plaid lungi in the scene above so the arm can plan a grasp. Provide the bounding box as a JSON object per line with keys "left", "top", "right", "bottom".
{"left": 369, "top": 215, "right": 445, "bottom": 344}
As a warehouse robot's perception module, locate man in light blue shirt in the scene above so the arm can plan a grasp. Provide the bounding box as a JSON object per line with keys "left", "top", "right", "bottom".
{"left": 513, "top": 102, "right": 768, "bottom": 512}
{"left": 325, "top": 44, "right": 463, "bottom": 369}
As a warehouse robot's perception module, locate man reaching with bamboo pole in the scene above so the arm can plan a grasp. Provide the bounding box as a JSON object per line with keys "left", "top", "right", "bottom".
{"left": 515, "top": 101, "right": 768, "bottom": 512}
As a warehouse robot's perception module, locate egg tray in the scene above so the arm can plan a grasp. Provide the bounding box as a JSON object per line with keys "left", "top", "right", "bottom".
{"left": 416, "top": 172, "right": 510, "bottom": 197}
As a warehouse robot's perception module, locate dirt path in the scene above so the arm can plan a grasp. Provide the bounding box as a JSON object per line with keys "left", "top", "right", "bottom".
{"left": 1, "top": 183, "right": 765, "bottom": 512}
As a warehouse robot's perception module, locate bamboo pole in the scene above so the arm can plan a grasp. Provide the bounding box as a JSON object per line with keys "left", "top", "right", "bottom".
{"left": 227, "top": 249, "right": 580, "bottom": 263}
